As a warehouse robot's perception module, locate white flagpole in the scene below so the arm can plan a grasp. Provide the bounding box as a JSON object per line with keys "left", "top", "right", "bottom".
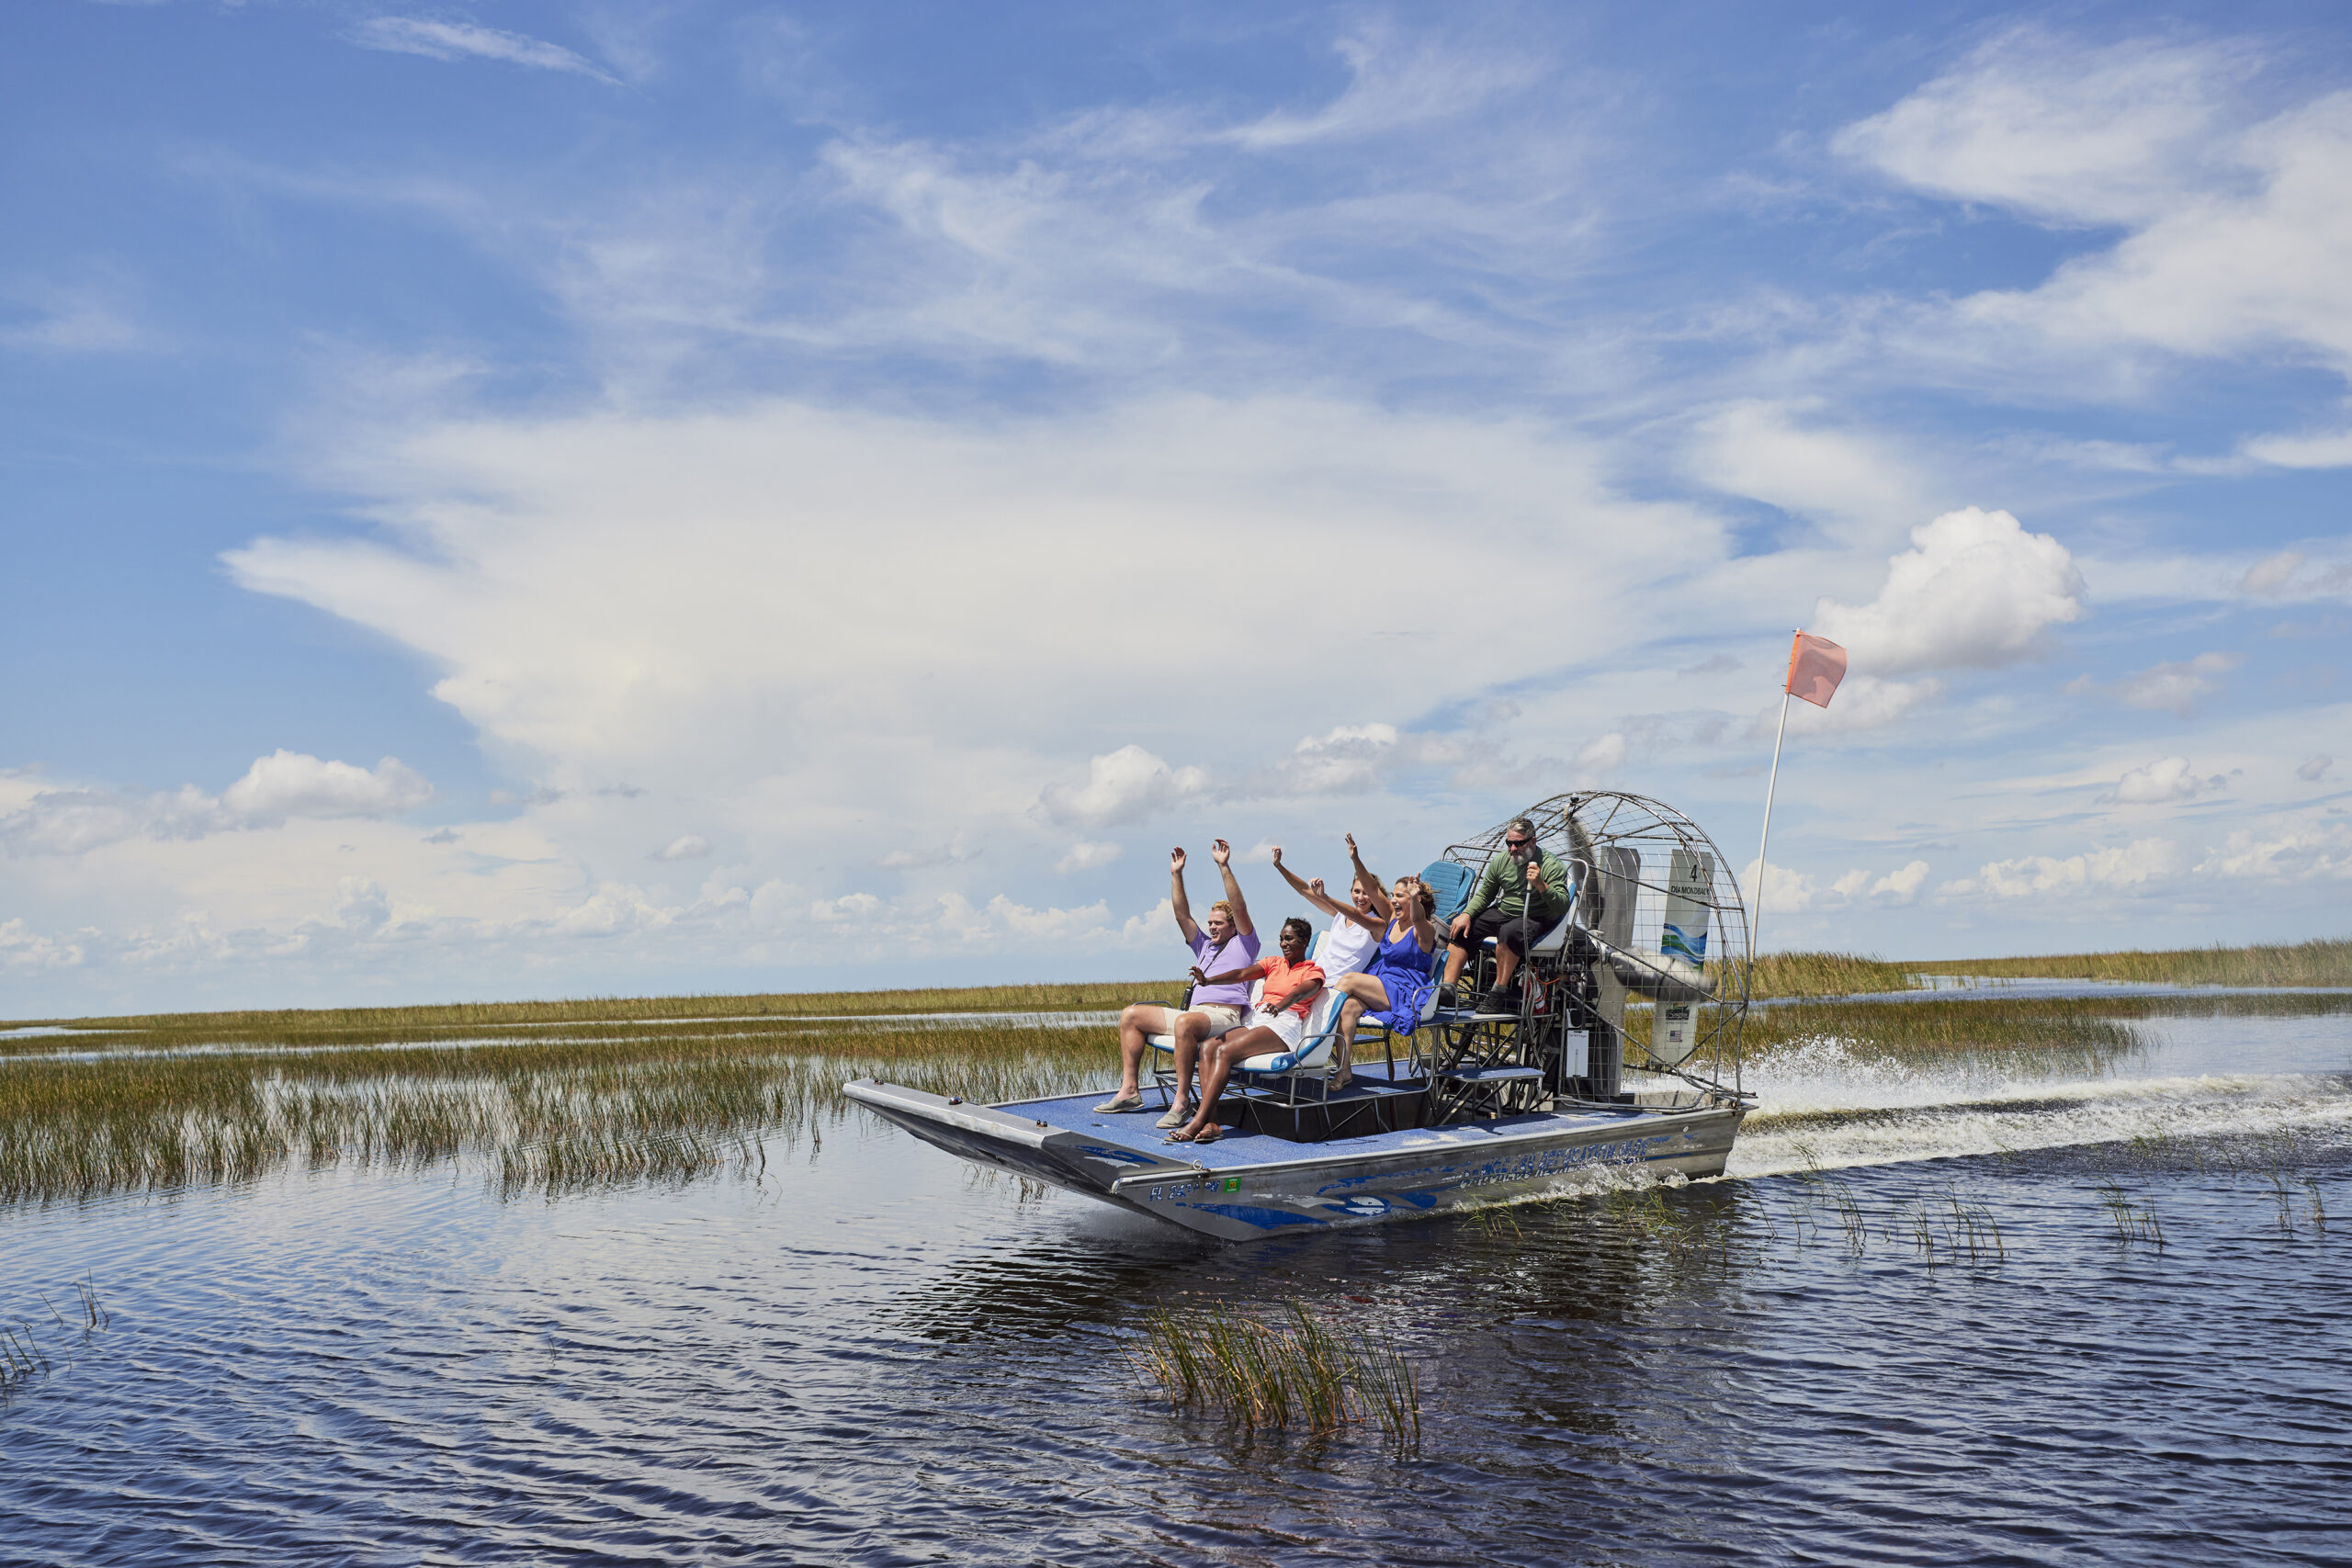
{"left": 1749, "top": 629, "right": 1798, "bottom": 992}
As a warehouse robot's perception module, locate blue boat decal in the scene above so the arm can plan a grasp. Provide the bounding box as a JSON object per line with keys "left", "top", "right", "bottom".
{"left": 1660, "top": 922, "right": 1707, "bottom": 962}
{"left": 1069, "top": 1144, "right": 1159, "bottom": 1167}
{"left": 1192, "top": 1202, "right": 1328, "bottom": 1230}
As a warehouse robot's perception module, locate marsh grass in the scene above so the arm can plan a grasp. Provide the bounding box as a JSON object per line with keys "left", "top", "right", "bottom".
{"left": 1654, "top": 989, "right": 2352, "bottom": 1064}
{"left": 0, "top": 1023, "right": 1108, "bottom": 1205}
{"left": 1725, "top": 952, "right": 1919, "bottom": 998}
{"left": 1132, "top": 1303, "right": 1420, "bottom": 1451}
{"left": 1914, "top": 937, "right": 2352, "bottom": 988}
{"left": 2, "top": 981, "right": 1176, "bottom": 1043}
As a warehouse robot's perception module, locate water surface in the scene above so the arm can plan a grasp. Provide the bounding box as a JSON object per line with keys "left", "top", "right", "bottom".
{"left": 4, "top": 1012, "right": 2349, "bottom": 1564}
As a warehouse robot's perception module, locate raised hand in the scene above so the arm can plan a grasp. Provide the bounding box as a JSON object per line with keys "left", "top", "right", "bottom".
{"left": 1344, "top": 832, "right": 1358, "bottom": 855}
{"left": 1170, "top": 847, "right": 1187, "bottom": 874}
{"left": 1308, "top": 877, "right": 1327, "bottom": 898}
{"left": 1270, "top": 845, "right": 1284, "bottom": 866}
{"left": 1211, "top": 839, "right": 1231, "bottom": 867}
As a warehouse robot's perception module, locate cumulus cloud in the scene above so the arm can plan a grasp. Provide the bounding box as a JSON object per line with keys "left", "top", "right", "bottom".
{"left": 2069, "top": 652, "right": 2243, "bottom": 717}
{"left": 1743, "top": 858, "right": 1927, "bottom": 914}
{"left": 654, "top": 834, "right": 711, "bottom": 861}
{"left": 1035, "top": 745, "right": 1207, "bottom": 827}
{"left": 1810, "top": 507, "right": 2086, "bottom": 674}
{"left": 354, "top": 18, "right": 616, "bottom": 82}
{"left": 1871, "top": 860, "right": 1930, "bottom": 903}
{"left": 1, "top": 752, "right": 432, "bottom": 857}
{"left": 220, "top": 751, "right": 433, "bottom": 825}
{"left": 1054, "top": 840, "right": 1123, "bottom": 873}
{"left": 2100, "top": 756, "right": 2229, "bottom": 806}
{"left": 2197, "top": 818, "right": 2352, "bottom": 881}
{"left": 1941, "top": 838, "right": 2180, "bottom": 897}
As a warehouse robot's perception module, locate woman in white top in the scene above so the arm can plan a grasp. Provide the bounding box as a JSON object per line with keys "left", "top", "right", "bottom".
{"left": 1269, "top": 834, "right": 1389, "bottom": 1074}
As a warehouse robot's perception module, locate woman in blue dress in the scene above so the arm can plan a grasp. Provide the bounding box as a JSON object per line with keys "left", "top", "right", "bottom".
{"left": 1323, "top": 874, "right": 1440, "bottom": 1090}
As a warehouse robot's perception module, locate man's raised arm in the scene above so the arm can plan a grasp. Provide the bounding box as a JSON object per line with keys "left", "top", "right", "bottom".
{"left": 1210, "top": 838, "right": 1253, "bottom": 936}
{"left": 1169, "top": 847, "right": 1199, "bottom": 945}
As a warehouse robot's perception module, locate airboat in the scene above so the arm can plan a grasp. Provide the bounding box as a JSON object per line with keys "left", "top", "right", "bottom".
{"left": 844, "top": 792, "right": 1753, "bottom": 1242}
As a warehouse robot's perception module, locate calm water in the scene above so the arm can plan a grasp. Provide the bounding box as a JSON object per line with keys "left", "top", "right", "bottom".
{"left": 4, "top": 1013, "right": 2350, "bottom": 1565}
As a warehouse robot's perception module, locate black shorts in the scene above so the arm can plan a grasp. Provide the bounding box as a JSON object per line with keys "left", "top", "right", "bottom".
{"left": 1448, "top": 906, "right": 1560, "bottom": 958}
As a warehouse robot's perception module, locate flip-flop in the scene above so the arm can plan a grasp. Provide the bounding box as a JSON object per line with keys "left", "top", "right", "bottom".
{"left": 1164, "top": 1128, "right": 1199, "bottom": 1144}
{"left": 1091, "top": 1093, "right": 1146, "bottom": 1113}
{"left": 1192, "top": 1125, "right": 1223, "bottom": 1145}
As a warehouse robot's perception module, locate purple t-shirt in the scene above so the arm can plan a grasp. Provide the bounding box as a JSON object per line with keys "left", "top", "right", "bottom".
{"left": 1190, "top": 929, "right": 1261, "bottom": 1009}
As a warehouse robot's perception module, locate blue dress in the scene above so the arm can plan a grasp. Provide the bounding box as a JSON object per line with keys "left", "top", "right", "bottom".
{"left": 1364, "top": 921, "right": 1436, "bottom": 1034}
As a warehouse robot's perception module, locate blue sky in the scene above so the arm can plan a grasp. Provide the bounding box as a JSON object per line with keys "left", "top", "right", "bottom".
{"left": 5, "top": 0, "right": 2349, "bottom": 1013}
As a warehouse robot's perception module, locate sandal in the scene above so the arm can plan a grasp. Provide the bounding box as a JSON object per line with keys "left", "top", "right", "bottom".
{"left": 1164, "top": 1128, "right": 1199, "bottom": 1144}
{"left": 1192, "top": 1124, "right": 1223, "bottom": 1145}
{"left": 1091, "top": 1092, "right": 1146, "bottom": 1113}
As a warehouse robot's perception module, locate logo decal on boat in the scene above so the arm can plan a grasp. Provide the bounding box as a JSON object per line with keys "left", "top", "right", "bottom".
{"left": 1069, "top": 1144, "right": 1158, "bottom": 1166}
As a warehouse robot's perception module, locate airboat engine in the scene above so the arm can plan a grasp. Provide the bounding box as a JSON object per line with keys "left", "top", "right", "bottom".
{"left": 1444, "top": 792, "right": 1749, "bottom": 1084}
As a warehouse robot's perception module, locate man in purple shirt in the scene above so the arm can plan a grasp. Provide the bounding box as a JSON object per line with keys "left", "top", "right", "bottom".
{"left": 1095, "top": 840, "right": 1258, "bottom": 1128}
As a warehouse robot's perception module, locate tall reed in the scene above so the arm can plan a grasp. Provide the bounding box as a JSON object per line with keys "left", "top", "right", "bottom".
{"left": 1132, "top": 1302, "right": 1420, "bottom": 1450}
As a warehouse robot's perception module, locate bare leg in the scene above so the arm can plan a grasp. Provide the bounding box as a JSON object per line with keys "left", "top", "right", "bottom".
{"left": 1442, "top": 939, "right": 1471, "bottom": 987}
{"left": 1493, "top": 945, "right": 1521, "bottom": 992}
{"left": 1329, "top": 972, "right": 1392, "bottom": 1080}
{"left": 1170, "top": 1010, "right": 1217, "bottom": 1108}
{"left": 1173, "top": 1028, "right": 1281, "bottom": 1140}
{"left": 1112, "top": 1003, "right": 1172, "bottom": 1097}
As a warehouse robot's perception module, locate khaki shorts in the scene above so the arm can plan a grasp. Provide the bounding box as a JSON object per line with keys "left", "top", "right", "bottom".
{"left": 1192, "top": 1003, "right": 1246, "bottom": 1035}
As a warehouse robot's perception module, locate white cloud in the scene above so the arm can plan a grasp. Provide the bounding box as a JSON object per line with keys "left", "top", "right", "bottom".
{"left": 1871, "top": 860, "right": 1929, "bottom": 903}
{"left": 654, "top": 834, "right": 711, "bottom": 861}
{"left": 2100, "top": 756, "right": 2228, "bottom": 806}
{"left": 355, "top": 18, "right": 616, "bottom": 83}
{"left": 1687, "top": 401, "right": 1930, "bottom": 542}
{"left": 1840, "top": 32, "right": 2352, "bottom": 383}
{"left": 2243, "top": 431, "right": 2352, "bottom": 469}
{"left": 2239, "top": 549, "right": 2306, "bottom": 594}
{"left": 0, "top": 918, "right": 86, "bottom": 973}
{"left": 1576, "top": 732, "right": 1627, "bottom": 773}
{"left": 2299, "top": 755, "right": 2335, "bottom": 783}
{"left": 1036, "top": 745, "right": 1208, "bottom": 827}
{"left": 1809, "top": 507, "right": 2086, "bottom": 674}
{"left": 1941, "top": 838, "right": 2180, "bottom": 898}
{"left": 1770, "top": 673, "right": 1947, "bottom": 738}
{"left": 2196, "top": 818, "right": 2352, "bottom": 882}
{"left": 2069, "top": 652, "right": 2244, "bottom": 718}
{"left": 1834, "top": 30, "right": 2247, "bottom": 227}
{"left": 1054, "top": 840, "right": 1123, "bottom": 874}
{"left": 220, "top": 750, "right": 433, "bottom": 825}
{"left": 1, "top": 752, "right": 431, "bottom": 857}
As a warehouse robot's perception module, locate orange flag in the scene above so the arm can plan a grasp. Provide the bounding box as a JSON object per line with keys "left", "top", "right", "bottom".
{"left": 1785, "top": 631, "right": 1848, "bottom": 708}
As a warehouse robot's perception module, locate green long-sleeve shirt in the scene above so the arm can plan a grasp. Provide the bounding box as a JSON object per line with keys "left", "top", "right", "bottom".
{"left": 1464, "top": 846, "right": 1571, "bottom": 921}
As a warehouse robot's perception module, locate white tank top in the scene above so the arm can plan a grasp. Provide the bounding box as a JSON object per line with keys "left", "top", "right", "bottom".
{"left": 1319, "top": 914, "right": 1379, "bottom": 978}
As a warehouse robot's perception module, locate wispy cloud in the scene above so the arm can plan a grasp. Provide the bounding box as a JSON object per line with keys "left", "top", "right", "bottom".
{"left": 355, "top": 18, "right": 617, "bottom": 85}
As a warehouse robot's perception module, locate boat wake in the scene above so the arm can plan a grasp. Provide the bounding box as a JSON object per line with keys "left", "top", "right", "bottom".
{"left": 1725, "top": 1039, "right": 2352, "bottom": 1178}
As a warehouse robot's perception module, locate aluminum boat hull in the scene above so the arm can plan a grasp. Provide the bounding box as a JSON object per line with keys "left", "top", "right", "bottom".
{"left": 842, "top": 1077, "right": 1746, "bottom": 1242}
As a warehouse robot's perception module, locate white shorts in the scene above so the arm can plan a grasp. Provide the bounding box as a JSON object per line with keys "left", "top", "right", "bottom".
{"left": 1244, "top": 1008, "right": 1306, "bottom": 1051}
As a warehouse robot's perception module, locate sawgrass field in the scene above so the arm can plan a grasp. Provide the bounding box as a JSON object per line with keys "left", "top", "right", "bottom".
{"left": 5, "top": 938, "right": 2346, "bottom": 1207}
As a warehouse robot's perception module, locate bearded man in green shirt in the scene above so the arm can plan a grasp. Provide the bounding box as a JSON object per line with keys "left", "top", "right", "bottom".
{"left": 1439, "top": 817, "right": 1571, "bottom": 1013}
